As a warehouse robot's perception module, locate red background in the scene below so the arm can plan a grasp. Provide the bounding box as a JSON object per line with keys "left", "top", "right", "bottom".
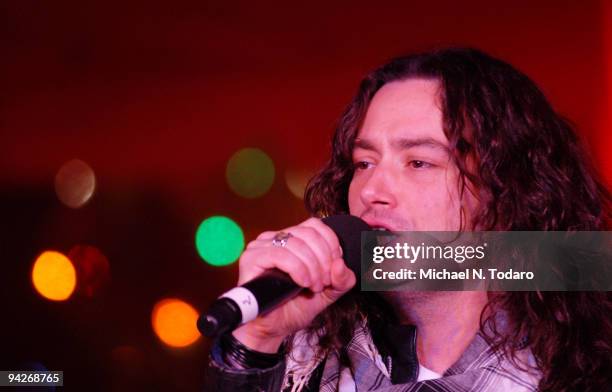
{"left": 1, "top": 1, "right": 610, "bottom": 390}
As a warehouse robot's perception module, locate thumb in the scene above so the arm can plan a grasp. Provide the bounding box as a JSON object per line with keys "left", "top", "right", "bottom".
{"left": 323, "top": 257, "right": 356, "bottom": 303}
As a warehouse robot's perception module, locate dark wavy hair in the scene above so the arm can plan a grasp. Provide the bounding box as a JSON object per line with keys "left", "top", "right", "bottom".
{"left": 303, "top": 48, "right": 612, "bottom": 391}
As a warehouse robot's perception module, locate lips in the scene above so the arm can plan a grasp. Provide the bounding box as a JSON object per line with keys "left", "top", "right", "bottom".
{"left": 360, "top": 218, "right": 399, "bottom": 249}
{"left": 361, "top": 218, "right": 395, "bottom": 232}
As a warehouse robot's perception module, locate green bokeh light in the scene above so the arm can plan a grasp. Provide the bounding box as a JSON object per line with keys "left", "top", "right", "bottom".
{"left": 195, "top": 216, "right": 244, "bottom": 266}
{"left": 226, "top": 148, "right": 275, "bottom": 198}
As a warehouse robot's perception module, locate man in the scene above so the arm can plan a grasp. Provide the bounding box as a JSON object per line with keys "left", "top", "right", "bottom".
{"left": 205, "top": 48, "right": 611, "bottom": 391}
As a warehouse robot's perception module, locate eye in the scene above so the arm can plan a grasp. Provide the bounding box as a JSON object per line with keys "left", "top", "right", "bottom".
{"left": 353, "top": 161, "right": 373, "bottom": 170}
{"left": 409, "top": 160, "right": 432, "bottom": 169}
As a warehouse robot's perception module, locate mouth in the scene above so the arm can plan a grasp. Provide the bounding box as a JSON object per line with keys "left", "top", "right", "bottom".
{"left": 371, "top": 226, "right": 390, "bottom": 232}
{"left": 362, "top": 218, "right": 395, "bottom": 232}
{"left": 367, "top": 226, "right": 397, "bottom": 248}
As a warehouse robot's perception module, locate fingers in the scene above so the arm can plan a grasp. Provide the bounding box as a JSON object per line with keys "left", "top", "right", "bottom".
{"left": 283, "top": 227, "right": 331, "bottom": 287}
{"left": 238, "top": 246, "right": 313, "bottom": 288}
{"left": 330, "top": 257, "right": 356, "bottom": 291}
{"left": 255, "top": 231, "right": 277, "bottom": 241}
{"left": 301, "top": 218, "right": 342, "bottom": 259}
{"left": 323, "top": 257, "right": 356, "bottom": 302}
{"left": 256, "top": 218, "right": 342, "bottom": 259}
{"left": 241, "top": 218, "right": 345, "bottom": 293}
{"left": 233, "top": 219, "right": 356, "bottom": 342}
{"left": 244, "top": 236, "right": 324, "bottom": 291}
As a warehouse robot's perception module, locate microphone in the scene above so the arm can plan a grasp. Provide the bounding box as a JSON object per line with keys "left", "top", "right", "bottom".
{"left": 197, "top": 215, "right": 370, "bottom": 338}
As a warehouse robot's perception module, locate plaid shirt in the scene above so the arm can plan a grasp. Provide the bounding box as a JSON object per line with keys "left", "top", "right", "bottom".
{"left": 284, "top": 322, "right": 541, "bottom": 392}
{"left": 206, "top": 318, "right": 541, "bottom": 392}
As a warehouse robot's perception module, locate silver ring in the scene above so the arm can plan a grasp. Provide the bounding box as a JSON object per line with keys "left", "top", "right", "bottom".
{"left": 272, "top": 231, "right": 293, "bottom": 247}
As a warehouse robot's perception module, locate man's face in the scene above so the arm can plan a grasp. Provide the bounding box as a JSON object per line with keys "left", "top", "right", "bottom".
{"left": 348, "top": 78, "right": 477, "bottom": 231}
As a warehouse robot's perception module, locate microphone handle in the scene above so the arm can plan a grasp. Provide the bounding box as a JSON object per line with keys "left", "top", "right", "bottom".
{"left": 197, "top": 269, "right": 302, "bottom": 338}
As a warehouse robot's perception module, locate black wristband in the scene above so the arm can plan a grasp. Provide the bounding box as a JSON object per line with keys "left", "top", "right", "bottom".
{"left": 220, "top": 333, "right": 285, "bottom": 369}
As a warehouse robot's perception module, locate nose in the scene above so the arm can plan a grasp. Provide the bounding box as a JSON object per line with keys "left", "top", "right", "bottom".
{"left": 359, "top": 163, "right": 397, "bottom": 209}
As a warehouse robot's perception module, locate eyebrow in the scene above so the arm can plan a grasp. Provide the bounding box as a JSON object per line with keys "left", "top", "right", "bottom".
{"left": 353, "top": 136, "right": 449, "bottom": 153}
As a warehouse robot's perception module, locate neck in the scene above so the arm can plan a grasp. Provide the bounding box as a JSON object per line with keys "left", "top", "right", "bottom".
{"left": 381, "top": 291, "right": 488, "bottom": 374}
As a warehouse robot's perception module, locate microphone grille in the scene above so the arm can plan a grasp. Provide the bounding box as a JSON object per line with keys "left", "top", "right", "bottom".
{"left": 322, "top": 215, "right": 371, "bottom": 275}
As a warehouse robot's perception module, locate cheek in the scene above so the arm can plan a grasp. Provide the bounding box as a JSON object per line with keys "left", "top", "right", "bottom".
{"left": 424, "top": 188, "right": 461, "bottom": 214}
{"left": 398, "top": 186, "right": 462, "bottom": 229}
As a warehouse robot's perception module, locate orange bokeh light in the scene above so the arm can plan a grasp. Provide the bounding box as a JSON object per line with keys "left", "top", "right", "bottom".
{"left": 151, "top": 298, "right": 200, "bottom": 348}
{"left": 31, "top": 250, "right": 77, "bottom": 301}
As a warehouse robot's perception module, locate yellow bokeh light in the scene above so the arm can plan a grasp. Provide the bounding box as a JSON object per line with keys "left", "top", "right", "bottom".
{"left": 285, "top": 168, "right": 315, "bottom": 199}
{"left": 31, "top": 251, "right": 77, "bottom": 301}
{"left": 151, "top": 298, "right": 200, "bottom": 348}
{"left": 226, "top": 148, "right": 275, "bottom": 198}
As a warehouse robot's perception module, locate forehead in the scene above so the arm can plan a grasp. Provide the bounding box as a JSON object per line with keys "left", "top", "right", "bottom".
{"left": 357, "top": 78, "right": 447, "bottom": 145}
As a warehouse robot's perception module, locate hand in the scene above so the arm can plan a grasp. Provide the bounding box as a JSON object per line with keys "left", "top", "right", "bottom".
{"left": 231, "top": 217, "right": 356, "bottom": 353}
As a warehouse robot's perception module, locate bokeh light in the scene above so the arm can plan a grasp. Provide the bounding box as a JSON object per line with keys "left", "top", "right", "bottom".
{"left": 68, "top": 245, "right": 111, "bottom": 297}
{"left": 55, "top": 159, "right": 96, "bottom": 208}
{"left": 195, "top": 216, "right": 244, "bottom": 266}
{"left": 151, "top": 298, "right": 200, "bottom": 348}
{"left": 226, "top": 148, "right": 275, "bottom": 198}
{"left": 285, "top": 167, "right": 315, "bottom": 199}
{"left": 32, "top": 251, "right": 77, "bottom": 301}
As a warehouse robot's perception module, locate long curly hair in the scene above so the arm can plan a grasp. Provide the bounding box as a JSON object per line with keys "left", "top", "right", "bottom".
{"left": 303, "top": 48, "right": 612, "bottom": 391}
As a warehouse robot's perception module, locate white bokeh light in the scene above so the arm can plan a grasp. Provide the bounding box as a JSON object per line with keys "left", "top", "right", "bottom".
{"left": 55, "top": 159, "right": 96, "bottom": 208}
